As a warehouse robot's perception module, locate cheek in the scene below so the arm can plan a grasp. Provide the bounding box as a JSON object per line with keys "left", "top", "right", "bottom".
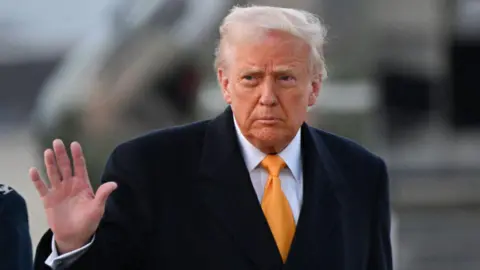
{"left": 231, "top": 87, "right": 259, "bottom": 120}
{"left": 233, "top": 85, "right": 255, "bottom": 99}
{"left": 280, "top": 90, "right": 310, "bottom": 120}
{"left": 232, "top": 85, "right": 258, "bottom": 104}
{"left": 281, "top": 89, "right": 309, "bottom": 107}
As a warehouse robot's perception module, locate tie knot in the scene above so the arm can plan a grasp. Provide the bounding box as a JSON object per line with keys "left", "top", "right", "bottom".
{"left": 261, "top": 155, "right": 286, "bottom": 177}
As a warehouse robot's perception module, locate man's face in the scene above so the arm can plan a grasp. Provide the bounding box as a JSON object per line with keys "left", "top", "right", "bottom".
{"left": 218, "top": 31, "right": 321, "bottom": 153}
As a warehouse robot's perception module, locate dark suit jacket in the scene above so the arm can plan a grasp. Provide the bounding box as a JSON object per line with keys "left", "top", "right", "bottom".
{"left": 34, "top": 107, "right": 392, "bottom": 270}
{"left": 0, "top": 185, "right": 33, "bottom": 270}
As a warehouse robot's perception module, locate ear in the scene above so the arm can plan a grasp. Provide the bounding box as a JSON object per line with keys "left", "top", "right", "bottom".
{"left": 308, "top": 75, "right": 321, "bottom": 107}
{"left": 217, "top": 68, "right": 232, "bottom": 104}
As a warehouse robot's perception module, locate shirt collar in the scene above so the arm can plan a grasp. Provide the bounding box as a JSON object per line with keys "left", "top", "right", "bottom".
{"left": 233, "top": 116, "right": 302, "bottom": 182}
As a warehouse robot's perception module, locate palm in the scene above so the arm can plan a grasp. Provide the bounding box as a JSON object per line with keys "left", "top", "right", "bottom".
{"left": 30, "top": 139, "right": 117, "bottom": 252}
{"left": 44, "top": 176, "right": 98, "bottom": 240}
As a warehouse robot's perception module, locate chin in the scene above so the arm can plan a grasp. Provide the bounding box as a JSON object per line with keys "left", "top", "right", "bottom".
{"left": 251, "top": 127, "right": 286, "bottom": 145}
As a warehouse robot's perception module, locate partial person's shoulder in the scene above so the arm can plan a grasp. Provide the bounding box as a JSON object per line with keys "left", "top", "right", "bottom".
{"left": 0, "top": 184, "right": 28, "bottom": 220}
{"left": 310, "top": 127, "right": 384, "bottom": 165}
{"left": 0, "top": 184, "right": 26, "bottom": 204}
{"left": 0, "top": 184, "right": 14, "bottom": 197}
{"left": 113, "top": 119, "right": 211, "bottom": 156}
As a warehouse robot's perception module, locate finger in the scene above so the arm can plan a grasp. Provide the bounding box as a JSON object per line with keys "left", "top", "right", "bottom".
{"left": 29, "top": 167, "right": 49, "bottom": 197}
{"left": 71, "top": 141, "right": 87, "bottom": 180}
{"left": 94, "top": 182, "right": 118, "bottom": 208}
{"left": 44, "top": 149, "right": 61, "bottom": 189}
{"left": 53, "top": 139, "right": 72, "bottom": 181}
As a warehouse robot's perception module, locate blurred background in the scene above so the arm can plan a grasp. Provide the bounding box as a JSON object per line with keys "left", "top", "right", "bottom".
{"left": 1, "top": 0, "right": 479, "bottom": 269}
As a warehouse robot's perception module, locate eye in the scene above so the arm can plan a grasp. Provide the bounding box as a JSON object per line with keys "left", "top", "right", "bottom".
{"left": 243, "top": 75, "right": 255, "bottom": 81}
{"left": 240, "top": 75, "right": 259, "bottom": 86}
{"left": 279, "top": 75, "right": 295, "bottom": 82}
{"left": 278, "top": 75, "right": 296, "bottom": 84}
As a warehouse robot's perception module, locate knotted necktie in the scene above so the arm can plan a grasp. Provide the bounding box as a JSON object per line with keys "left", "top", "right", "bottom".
{"left": 261, "top": 154, "right": 295, "bottom": 263}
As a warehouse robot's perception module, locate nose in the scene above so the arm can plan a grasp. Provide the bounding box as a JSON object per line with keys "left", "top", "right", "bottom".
{"left": 259, "top": 78, "right": 277, "bottom": 106}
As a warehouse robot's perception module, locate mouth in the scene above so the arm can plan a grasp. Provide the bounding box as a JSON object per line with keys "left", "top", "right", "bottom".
{"left": 256, "top": 117, "right": 282, "bottom": 125}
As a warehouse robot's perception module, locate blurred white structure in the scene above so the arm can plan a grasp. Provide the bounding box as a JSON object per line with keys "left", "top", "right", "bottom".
{"left": 0, "top": 0, "right": 116, "bottom": 64}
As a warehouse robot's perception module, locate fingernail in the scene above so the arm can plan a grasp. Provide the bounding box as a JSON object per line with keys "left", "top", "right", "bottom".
{"left": 53, "top": 138, "right": 63, "bottom": 145}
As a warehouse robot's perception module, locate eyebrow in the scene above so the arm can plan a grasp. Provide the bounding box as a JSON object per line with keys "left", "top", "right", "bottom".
{"left": 240, "top": 67, "right": 264, "bottom": 74}
{"left": 240, "top": 66, "right": 296, "bottom": 74}
{"left": 273, "top": 66, "right": 295, "bottom": 73}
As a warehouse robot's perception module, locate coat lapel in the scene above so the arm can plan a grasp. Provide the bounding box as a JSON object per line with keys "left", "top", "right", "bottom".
{"left": 197, "top": 107, "right": 283, "bottom": 269}
{"left": 284, "top": 124, "right": 346, "bottom": 269}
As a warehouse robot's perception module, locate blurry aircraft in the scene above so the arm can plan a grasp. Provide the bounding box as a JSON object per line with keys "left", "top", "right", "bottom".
{"left": 30, "top": 0, "right": 237, "bottom": 188}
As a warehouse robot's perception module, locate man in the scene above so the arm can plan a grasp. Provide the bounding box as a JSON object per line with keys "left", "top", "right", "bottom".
{"left": 0, "top": 184, "right": 33, "bottom": 270}
{"left": 31, "top": 5, "right": 392, "bottom": 270}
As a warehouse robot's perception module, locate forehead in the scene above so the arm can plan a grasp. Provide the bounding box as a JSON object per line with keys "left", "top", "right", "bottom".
{"left": 229, "top": 31, "right": 311, "bottom": 72}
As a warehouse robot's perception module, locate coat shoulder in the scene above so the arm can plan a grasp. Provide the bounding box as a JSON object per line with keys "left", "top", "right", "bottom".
{"left": 310, "top": 127, "right": 385, "bottom": 166}
{"left": 0, "top": 184, "right": 29, "bottom": 222}
{"left": 113, "top": 120, "right": 211, "bottom": 156}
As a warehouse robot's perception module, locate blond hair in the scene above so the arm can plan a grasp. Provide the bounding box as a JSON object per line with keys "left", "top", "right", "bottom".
{"left": 214, "top": 5, "right": 328, "bottom": 79}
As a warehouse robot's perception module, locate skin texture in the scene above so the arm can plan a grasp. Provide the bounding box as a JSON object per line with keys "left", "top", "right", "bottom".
{"left": 29, "top": 140, "right": 117, "bottom": 253}
{"left": 217, "top": 30, "right": 322, "bottom": 153}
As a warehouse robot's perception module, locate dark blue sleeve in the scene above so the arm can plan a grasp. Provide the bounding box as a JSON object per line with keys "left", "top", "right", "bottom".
{"left": 367, "top": 159, "right": 393, "bottom": 270}
{"left": 0, "top": 186, "right": 33, "bottom": 270}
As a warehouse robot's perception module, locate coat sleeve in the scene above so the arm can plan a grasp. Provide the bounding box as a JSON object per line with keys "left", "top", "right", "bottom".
{"left": 34, "top": 143, "right": 154, "bottom": 270}
{"left": 367, "top": 158, "right": 393, "bottom": 270}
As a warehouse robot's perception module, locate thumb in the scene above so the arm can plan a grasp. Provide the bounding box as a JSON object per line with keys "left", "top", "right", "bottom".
{"left": 94, "top": 182, "right": 118, "bottom": 208}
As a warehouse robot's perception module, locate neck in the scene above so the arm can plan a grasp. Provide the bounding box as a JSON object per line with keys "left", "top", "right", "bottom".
{"left": 246, "top": 136, "right": 291, "bottom": 155}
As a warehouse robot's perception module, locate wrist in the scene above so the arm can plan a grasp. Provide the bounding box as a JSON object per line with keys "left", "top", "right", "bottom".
{"left": 54, "top": 236, "right": 92, "bottom": 254}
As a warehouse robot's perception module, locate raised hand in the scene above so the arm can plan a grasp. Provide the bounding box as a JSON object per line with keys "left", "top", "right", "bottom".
{"left": 30, "top": 139, "right": 117, "bottom": 254}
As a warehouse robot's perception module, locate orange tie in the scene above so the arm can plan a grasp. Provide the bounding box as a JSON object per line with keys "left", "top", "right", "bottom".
{"left": 261, "top": 155, "right": 296, "bottom": 263}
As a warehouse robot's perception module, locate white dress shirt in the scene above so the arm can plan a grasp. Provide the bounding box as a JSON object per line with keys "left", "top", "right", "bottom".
{"left": 45, "top": 119, "right": 304, "bottom": 268}
{"left": 233, "top": 117, "right": 303, "bottom": 223}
